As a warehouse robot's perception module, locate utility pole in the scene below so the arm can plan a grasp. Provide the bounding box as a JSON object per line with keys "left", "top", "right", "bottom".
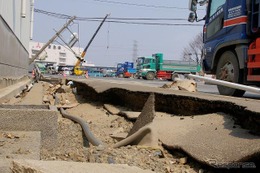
{"left": 132, "top": 40, "right": 138, "bottom": 66}
{"left": 29, "top": 16, "right": 76, "bottom": 65}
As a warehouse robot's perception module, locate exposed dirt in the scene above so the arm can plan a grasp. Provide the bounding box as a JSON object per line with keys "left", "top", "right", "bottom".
{"left": 38, "top": 82, "right": 203, "bottom": 173}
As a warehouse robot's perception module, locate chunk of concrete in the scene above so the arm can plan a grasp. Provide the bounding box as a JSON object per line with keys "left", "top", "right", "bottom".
{"left": 161, "top": 79, "right": 197, "bottom": 92}
{"left": 119, "top": 111, "right": 140, "bottom": 120}
{"left": 12, "top": 159, "right": 154, "bottom": 173}
{"left": 0, "top": 109, "right": 58, "bottom": 150}
{"left": 103, "top": 104, "right": 121, "bottom": 115}
{"left": 127, "top": 93, "right": 155, "bottom": 137}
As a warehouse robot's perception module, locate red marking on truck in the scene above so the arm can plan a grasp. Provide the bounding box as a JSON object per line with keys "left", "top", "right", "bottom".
{"left": 203, "top": 26, "right": 207, "bottom": 33}
{"left": 224, "top": 16, "right": 247, "bottom": 28}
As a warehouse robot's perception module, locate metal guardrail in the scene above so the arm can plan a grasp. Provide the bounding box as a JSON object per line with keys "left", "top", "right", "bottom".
{"left": 186, "top": 74, "right": 260, "bottom": 94}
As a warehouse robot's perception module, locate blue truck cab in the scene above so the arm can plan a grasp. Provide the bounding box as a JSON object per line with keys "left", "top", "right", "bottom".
{"left": 188, "top": 0, "right": 260, "bottom": 96}
{"left": 203, "top": 0, "right": 249, "bottom": 73}
{"left": 116, "top": 61, "right": 136, "bottom": 78}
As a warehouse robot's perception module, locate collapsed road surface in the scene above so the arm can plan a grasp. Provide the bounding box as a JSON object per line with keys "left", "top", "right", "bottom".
{"left": 0, "top": 77, "right": 259, "bottom": 173}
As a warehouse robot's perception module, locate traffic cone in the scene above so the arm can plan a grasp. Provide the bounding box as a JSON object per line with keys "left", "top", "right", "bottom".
{"left": 85, "top": 71, "right": 89, "bottom": 79}
{"left": 32, "top": 69, "right": 35, "bottom": 78}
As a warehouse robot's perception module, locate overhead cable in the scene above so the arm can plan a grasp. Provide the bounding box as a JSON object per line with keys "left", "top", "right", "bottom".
{"left": 34, "top": 8, "right": 204, "bottom": 26}
{"left": 91, "top": 0, "right": 187, "bottom": 9}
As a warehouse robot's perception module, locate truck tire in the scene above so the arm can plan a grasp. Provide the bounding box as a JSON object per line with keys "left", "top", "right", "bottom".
{"left": 118, "top": 73, "right": 124, "bottom": 78}
{"left": 171, "top": 73, "right": 178, "bottom": 81}
{"left": 146, "top": 72, "right": 155, "bottom": 80}
{"left": 216, "top": 51, "right": 245, "bottom": 97}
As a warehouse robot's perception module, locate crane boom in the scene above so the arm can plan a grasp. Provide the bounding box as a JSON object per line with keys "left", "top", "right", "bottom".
{"left": 74, "top": 14, "right": 110, "bottom": 75}
{"left": 81, "top": 14, "right": 110, "bottom": 58}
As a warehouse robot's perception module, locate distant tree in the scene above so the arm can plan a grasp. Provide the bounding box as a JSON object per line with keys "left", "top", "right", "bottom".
{"left": 182, "top": 32, "right": 203, "bottom": 64}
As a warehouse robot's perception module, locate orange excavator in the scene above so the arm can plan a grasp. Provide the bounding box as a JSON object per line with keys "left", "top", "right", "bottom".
{"left": 74, "top": 14, "right": 109, "bottom": 76}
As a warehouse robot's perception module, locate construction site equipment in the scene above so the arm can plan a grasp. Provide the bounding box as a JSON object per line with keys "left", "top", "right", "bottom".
{"left": 74, "top": 14, "right": 109, "bottom": 76}
{"left": 188, "top": 0, "right": 260, "bottom": 96}
{"left": 136, "top": 53, "right": 201, "bottom": 80}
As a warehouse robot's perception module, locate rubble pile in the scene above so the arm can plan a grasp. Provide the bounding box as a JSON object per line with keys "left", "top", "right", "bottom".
{"left": 39, "top": 82, "right": 200, "bottom": 173}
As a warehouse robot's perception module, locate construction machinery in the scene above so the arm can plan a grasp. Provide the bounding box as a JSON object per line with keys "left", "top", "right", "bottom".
{"left": 73, "top": 14, "right": 109, "bottom": 76}
{"left": 136, "top": 53, "right": 201, "bottom": 80}
{"left": 188, "top": 0, "right": 260, "bottom": 96}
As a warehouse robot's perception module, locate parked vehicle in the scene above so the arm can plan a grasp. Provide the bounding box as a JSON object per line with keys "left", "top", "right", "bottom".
{"left": 46, "top": 64, "right": 57, "bottom": 74}
{"left": 136, "top": 53, "right": 201, "bottom": 80}
{"left": 116, "top": 62, "right": 137, "bottom": 78}
{"left": 102, "top": 69, "right": 116, "bottom": 77}
{"left": 188, "top": 0, "right": 260, "bottom": 96}
{"left": 57, "top": 65, "right": 74, "bottom": 75}
{"left": 35, "top": 62, "right": 47, "bottom": 74}
{"left": 87, "top": 69, "right": 104, "bottom": 77}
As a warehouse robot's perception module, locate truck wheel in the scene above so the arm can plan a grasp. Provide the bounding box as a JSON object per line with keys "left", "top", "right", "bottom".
{"left": 146, "top": 72, "right": 155, "bottom": 80}
{"left": 118, "top": 74, "right": 124, "bottom": 78}
{"left": 171, "top": 73, "right": 178, "bottom": 81}
{"left": 133, "top": 73, "right": 138, "bottom": 79}
{"left": 216, "top": 51, "right": 245, "bottom": 96}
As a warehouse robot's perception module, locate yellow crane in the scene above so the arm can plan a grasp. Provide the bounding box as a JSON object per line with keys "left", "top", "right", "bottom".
{"left": 74, "top": 14, "right": 110, "bottom": 76}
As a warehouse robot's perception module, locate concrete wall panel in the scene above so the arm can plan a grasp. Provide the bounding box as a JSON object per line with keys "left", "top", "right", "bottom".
{"left": 0, "top": 16, "right": 28, "bottom": 77}
{"left": 0, "top": 0, "right": 31, "bottom": 79}
{"left": 0, "top": 0, "right": 31, "bottom": 49}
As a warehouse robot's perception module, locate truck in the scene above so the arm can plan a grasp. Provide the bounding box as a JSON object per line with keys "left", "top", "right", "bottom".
{"left": 188, "top": 0, "right": 260, "bottom": 96}
{"left": 116, "top": 62, "right": 137, "bottom": 78}
{"left": 136, "top": 53, "right": 201, "bottom": 80}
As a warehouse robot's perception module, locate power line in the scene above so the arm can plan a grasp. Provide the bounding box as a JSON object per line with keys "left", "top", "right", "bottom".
{"left": 34, "top": 8, "right": 204, "bottom": 26}
{"left": 91, "top": 0, "right": 187, "bottom": 9}
{"left": 34, "top": 9, "right": 187, "bottom": 21}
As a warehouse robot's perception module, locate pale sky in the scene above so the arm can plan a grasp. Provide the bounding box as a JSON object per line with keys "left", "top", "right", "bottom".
{"left": 33, "top": 0, "right": 205, "bottom": 66}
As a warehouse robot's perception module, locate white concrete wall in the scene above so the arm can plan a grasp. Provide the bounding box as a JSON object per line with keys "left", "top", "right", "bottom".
{"left": 0, "top": 0, "right": 31, "bottom": 51}
{"left": 0, "top": 0, "right": 32, "bottom": 78}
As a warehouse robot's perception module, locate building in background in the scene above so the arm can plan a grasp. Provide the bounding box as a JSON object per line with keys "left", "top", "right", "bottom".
{"left": 29, "top": 41, "right": 95, "bottom": 67}
{"left": 0, "top": 0, "right": 33, "bottom": 80}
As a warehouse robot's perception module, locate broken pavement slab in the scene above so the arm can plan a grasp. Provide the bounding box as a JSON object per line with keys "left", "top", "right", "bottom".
{"left": 117, "top": 113, "right": 260, "bottom": 167}
{"left": 119, "top": 111, "right": 174, "bottom": 121}
{"left": 11, "top": 159, "right": 154, "bottom": 173}
{"left": 103, "top": 104, "right": 121, "bottom": 115}
{"left": 118, "top": 111, "right": 140, "bottom": 120}
{"left": 160, "top": 79, "right": 197, "bottom": 92}
{"left": 70, "top": 78, "right": 260, "bottom": 134}
{"left": 127, "top": 93, "right": 156, "bottom": 137}
{"left": 154, "top": 113, "right": 260, "bottom": 166}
